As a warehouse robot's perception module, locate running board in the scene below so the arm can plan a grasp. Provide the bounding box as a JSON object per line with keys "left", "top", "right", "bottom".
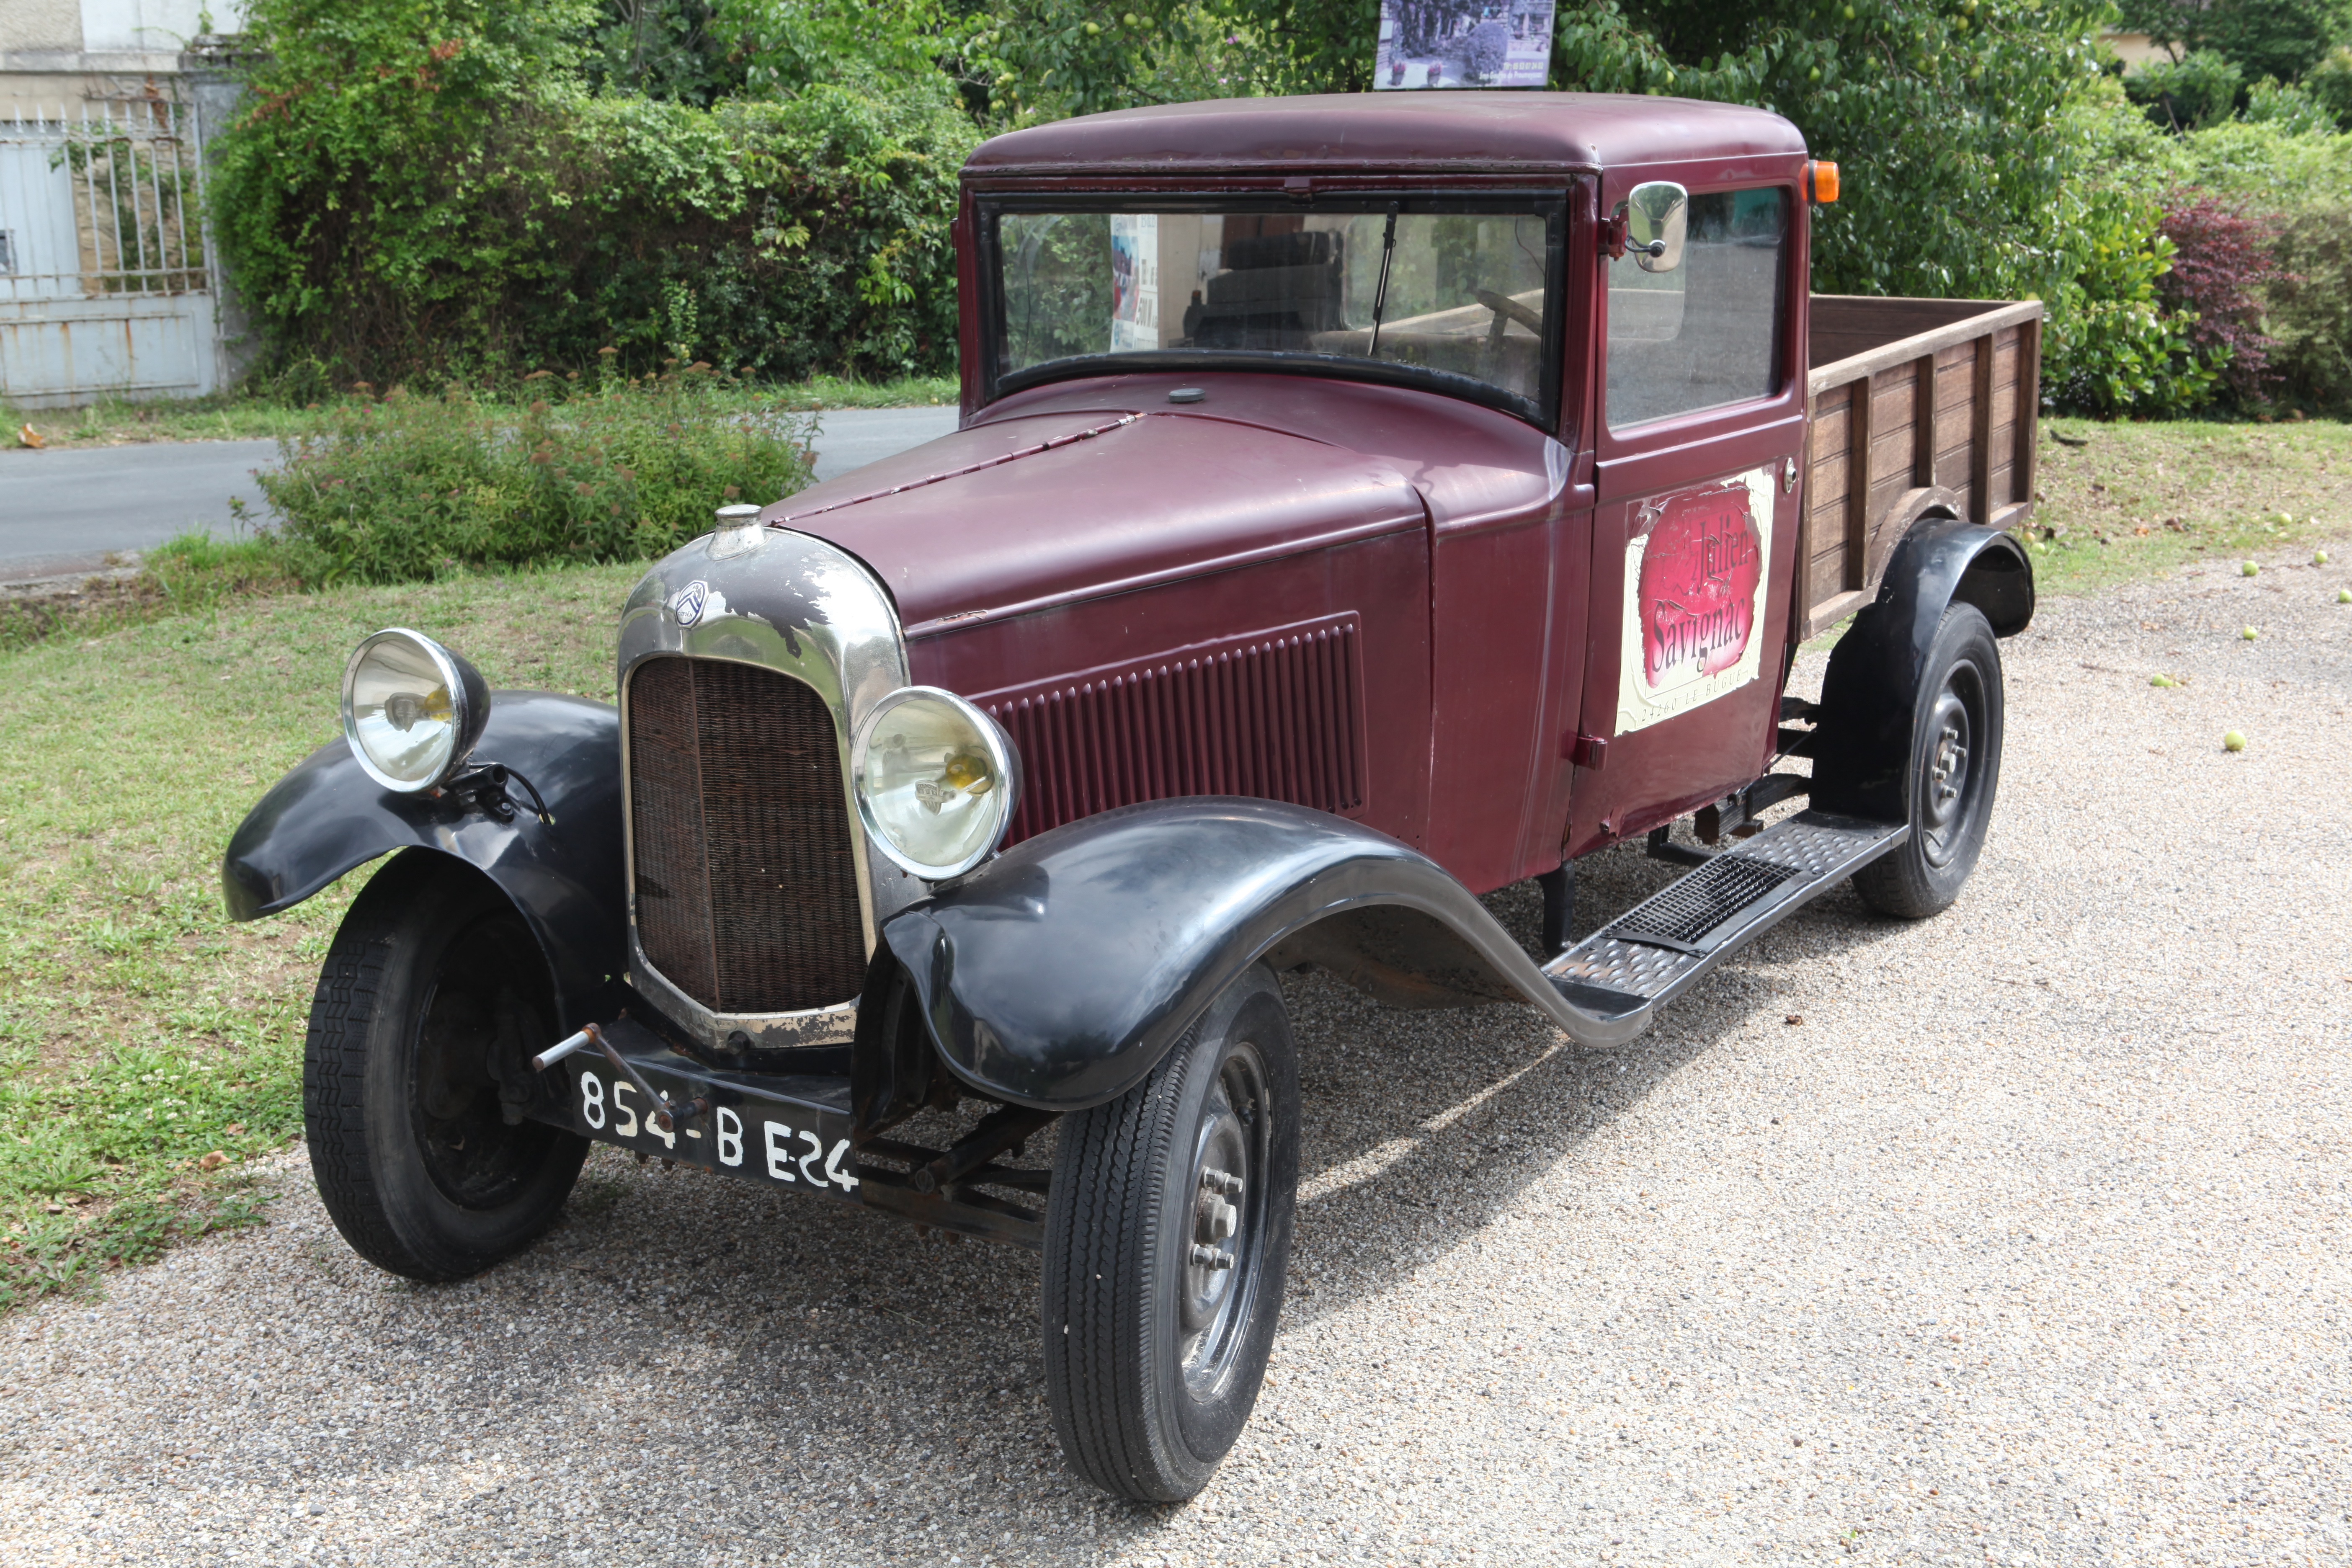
{"left": 1541, "top": 810, "right": 1908, "bottom": 1034}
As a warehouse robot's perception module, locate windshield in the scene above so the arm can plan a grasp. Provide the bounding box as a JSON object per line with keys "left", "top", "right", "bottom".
{"left": 985, "top": 199, "right": 1564, "bottom": 421}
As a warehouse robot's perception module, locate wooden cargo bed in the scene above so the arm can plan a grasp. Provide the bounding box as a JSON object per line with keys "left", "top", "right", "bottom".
{"left": 1798, "top": 295, "right": 2043, "bottom": 638}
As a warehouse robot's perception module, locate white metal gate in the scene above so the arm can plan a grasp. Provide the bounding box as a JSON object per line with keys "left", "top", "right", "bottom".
{"left": 0, "top": 97, "right": 219, "bottom": 409}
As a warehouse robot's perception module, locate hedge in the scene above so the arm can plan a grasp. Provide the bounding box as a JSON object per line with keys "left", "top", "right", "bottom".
{"left": 209, "top": 0, "right": 976, "bottom": 384}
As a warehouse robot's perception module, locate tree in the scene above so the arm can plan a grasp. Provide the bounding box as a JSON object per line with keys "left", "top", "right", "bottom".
{"left": 2126, "top": 48, "right": 2245, "bottom": 130}
{"left": 585, "top": 0, "right": 742, "bottom": 103}
{"left": 209, "top": 0, "right": 598, "bottom": 371}
{"left": 2114, "top": 0, "right": 2352, "bottom": 90}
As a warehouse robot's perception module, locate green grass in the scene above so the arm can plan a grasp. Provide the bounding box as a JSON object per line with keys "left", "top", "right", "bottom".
{"left": 2029, "top": 415, "right": 2352, "bottom": 592}
{"left": 5, "top": 374, "right": 956, "bottom": 450}
{"left": 0, "top": 562, "right": 637, "bottom": 1308}
{"left": 773, "top": 373, "right": 958, "bottom": 410}
{"left": 6, "top": 392, "right": 328, "bottom": 448}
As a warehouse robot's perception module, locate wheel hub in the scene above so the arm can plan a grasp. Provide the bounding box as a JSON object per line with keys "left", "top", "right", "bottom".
{"left": 1919, "top": 679, "right": 1978, "bottom": 866}
{"left": 1185, "top": 1141, "right": 1247, "bottom": 1314}
{"left": 1178, "top": 1048, "right": 1267, "bottom": 1393}
{"left": 408, "top": 918, "right": 557, "bottom": 1209}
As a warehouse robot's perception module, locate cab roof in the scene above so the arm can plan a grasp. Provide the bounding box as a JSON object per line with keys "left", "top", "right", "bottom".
{"left": 963, "top": 92, "right": 1808, "bottom": 180}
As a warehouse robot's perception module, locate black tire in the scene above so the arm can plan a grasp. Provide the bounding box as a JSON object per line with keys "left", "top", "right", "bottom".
{"left": 304, "top": 849, "right": 588, "bottom": 1282}
{"left": 1042, "top": 965, "right": 1300, "bottom": 1502}
{"left": 1852, "top": 602, "right": 2004, "bottom": 919}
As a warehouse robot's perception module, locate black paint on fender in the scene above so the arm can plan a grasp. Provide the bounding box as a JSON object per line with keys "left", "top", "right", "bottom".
{"left": 876, "top": 797, "right": 1649, "bottom": 1113}
{"left": 221, "top": 691, "right": 625, "bottom": 1031}
{"left": 1810, "top": 517, "right": 2034, "bottom": 823}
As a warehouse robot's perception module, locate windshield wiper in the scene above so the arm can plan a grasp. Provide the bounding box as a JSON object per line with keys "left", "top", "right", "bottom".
{"left": 1367, "top": 203, "right": 1400, "bottom": 358}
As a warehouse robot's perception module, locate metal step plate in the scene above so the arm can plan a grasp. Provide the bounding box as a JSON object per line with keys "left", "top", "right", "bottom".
{"left": 1543, "top": 810, "right": 1908, "bottom": 1014}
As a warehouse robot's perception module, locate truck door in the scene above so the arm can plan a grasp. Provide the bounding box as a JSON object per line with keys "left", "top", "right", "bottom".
{"left": 1567, "top": 178, "right": 1808, "bottom": 856}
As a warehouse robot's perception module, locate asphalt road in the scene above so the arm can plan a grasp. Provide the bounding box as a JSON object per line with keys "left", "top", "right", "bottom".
{"left": 5, "top": 543, "right": 2349, "bottom": 1566}
{"left": 0, "top": 406, "right": 960, "bottom": 581}
{"left": 0, "top": 438, "right": 279, "bottom": 580}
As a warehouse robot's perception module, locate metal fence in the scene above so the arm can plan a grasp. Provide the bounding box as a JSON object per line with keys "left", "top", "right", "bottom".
{"left": 0, "top": 95, "right": 222, "bottom": 408}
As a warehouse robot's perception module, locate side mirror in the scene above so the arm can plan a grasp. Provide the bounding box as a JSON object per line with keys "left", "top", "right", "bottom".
{"left": 1625, "top": 181, "right": 1689, "bottom": 273}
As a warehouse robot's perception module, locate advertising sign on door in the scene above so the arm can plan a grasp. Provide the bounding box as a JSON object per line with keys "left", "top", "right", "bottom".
{"left": 1615, "top": 467, "right": 1775, "bottom": 735}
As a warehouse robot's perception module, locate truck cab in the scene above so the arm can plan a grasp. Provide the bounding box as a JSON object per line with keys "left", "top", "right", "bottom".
{"left": 225, "top": 93, "right": 2036, "bottom": 1505}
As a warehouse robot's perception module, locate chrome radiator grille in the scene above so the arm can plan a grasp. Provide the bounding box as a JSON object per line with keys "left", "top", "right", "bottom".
{"left": 626, "top": 656, "right": 868, "bottom": 1015}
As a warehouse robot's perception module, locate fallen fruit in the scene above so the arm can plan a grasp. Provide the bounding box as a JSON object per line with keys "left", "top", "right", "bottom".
{"left": 2150, "top": 673, "right": 2177, "bottom": 687}
{"left": 2317, "top": 550, "right": 2331, "bottom": 565}
{"left": 2223, "top": 731, "right": 2247, "bottom": 752}
{"left": 2242, "top": 560, "right": 2260, "bottom": 576}
{"left": 2242, "top": 626, "right": 2259, "bottom": 640}
{"left": 2340, "top": 588, "right": 2352, "bottom": 604}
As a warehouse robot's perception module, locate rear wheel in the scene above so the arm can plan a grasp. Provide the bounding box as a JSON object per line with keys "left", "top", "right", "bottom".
{"left": 304, "top": 850, "right": 587, "bottom": 1282}
{"left": 1042, "top": 965, "right": 1300, "bottom": 1501}
{"left": 1852, "top": 603, "right": 2004, "bottom": 918}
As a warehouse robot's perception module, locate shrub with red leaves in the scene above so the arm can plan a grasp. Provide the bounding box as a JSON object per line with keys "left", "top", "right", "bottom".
{"left": 2156, "top": 194, "right": 2280, "bottom": 408}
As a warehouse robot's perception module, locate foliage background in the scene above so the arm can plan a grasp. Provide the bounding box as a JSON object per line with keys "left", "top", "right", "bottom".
{"left": 211, "top": 0, "right": 976, "bottom": 384}
{"left": 206, "top": 0, "right": 2352, "bottom": 416}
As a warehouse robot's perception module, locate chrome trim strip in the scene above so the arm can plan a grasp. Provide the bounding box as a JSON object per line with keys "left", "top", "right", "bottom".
{"left": 615, "top": 528, "right": 923, "bottom": 1053}
{"left": 624, "top": 944, "right": 863, "bottom": 1051}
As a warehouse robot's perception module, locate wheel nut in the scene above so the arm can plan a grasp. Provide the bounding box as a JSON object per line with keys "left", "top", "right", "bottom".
{"left": 1200, "top": 1168, "right": 1244, "bottom": 1197}
{"left": 1189, "top": 1243, "right": 1234, "bottom": 1271}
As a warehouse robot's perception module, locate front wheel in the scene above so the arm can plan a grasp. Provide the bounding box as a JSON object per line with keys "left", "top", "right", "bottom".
{"left": 304, "top": 850, "right": 588, "bottom": 1282}
{"left": 1042, "top": 965, "right": 1300, "bottom": 1501}
{"left": 1852, "top": 602, "right": 2004, "bottom": 918}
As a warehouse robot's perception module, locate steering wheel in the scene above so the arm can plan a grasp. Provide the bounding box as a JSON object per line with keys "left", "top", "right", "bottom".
{"left": 1475, "top": 287, "right": 1545, "bottom": 335}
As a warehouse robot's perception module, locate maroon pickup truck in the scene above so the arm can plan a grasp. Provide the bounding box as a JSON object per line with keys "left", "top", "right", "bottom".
{"left": 226, "top": 93, "right": 2036, "bottom": 1501}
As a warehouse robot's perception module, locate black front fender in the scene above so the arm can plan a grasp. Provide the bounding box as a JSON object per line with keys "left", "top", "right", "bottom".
{"left": 222, "top": 692, "right": 624, "bottom": 1032}
{"left": 877, "top": 798, "right": 1646, "bottom": 1113}
{"left": 1811, "top": 514, "right": 2034, "bottom": 822}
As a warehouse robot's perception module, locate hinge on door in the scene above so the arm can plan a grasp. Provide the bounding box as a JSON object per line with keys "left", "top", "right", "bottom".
{"left": 1599, "top": 214, "right": 1628, "bottom": 260}
{"left": 1564, "top": 731, "right": 1610, "bottom": 770}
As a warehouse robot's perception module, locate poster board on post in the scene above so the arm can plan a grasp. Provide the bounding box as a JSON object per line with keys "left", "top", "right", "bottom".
{"left": 1374, "top": 0, "right": 1557, "bottom": 90}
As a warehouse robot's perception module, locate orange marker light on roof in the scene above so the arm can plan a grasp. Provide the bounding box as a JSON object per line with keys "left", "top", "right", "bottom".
{"left": 1809, "top": 160, "right": 1840, "bottom": 204}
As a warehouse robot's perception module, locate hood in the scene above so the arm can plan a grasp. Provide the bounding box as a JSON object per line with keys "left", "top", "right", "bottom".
{"left": 758, "top": 406, "right": 1427, "bottom": 635}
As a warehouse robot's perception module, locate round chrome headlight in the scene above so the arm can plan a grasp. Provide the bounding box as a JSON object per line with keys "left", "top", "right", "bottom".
{"left": 850, "top": 686, "right": 1021, "bottom": 880}
{"left": 341, "top": 628, "right": 490, "bottom": 793}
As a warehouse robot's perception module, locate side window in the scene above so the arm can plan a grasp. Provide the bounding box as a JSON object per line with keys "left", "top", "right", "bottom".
{"left": 1605, "top": 187, "right": 1787, "bottom": 430}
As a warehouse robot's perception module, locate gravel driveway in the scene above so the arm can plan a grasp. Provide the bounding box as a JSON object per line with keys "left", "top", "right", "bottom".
{"left": 5, "top": 544, "right": 2348, "bottom": 1567}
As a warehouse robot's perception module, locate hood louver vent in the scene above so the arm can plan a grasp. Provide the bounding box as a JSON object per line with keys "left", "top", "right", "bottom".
{"left": 982, "top": 614, "right": 1367, "bottom": 846}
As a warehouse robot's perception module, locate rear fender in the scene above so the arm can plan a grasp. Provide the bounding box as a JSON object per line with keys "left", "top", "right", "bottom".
{"left": 875, "top": 797, "right": 1643, "bottom": 1113}
{"left": 221, "top": 692, "right": 624, "bottom": 1032}
{"left": 1810, "top": 512, "right": 2033, "bottom": 821}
